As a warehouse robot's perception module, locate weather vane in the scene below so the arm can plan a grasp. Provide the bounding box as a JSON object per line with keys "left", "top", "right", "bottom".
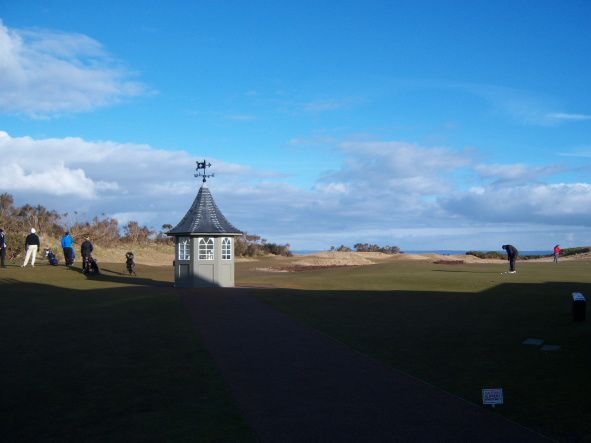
{"left": 195, "top": 159, "right": 214, "bottom": 183}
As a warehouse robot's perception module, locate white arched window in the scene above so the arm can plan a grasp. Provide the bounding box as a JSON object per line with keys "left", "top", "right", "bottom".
{"left": 178, "top": 237, "right": 190, "bottom": 260}
{"left": 198, "top": 237, "right": 214, "bottom": 260}
{"left": 222, "top": 237, "right": 232, "bottom": 260}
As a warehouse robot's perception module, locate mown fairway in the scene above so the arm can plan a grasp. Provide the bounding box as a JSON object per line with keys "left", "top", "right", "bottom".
{"left": 0, "top": 263, "right": 254, "bottom": 442}
{"left": 2, "top": 257, "right": 590, "bottom": 442}
{"left": 242, "top": 258, "right": 591, "bottom": 441}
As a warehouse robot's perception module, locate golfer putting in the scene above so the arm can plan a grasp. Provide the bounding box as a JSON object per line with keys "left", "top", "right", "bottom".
{"left": 501, "top": 244, "right": 518, "bottom": 274}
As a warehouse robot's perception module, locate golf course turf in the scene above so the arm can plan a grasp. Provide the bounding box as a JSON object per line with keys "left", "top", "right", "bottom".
{"left": 2, "top": 257, "right": 590, "bottom": 441}
{"left": 1, "top": 263, "right": 255, "bottom": 442}
{"left": 248, "top": 259, "right": 591, "bottom": 441}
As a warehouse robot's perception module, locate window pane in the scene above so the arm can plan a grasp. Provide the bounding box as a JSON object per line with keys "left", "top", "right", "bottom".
{"left": 178, "top": 238, "right": 190, "bottom": 260}
{"left": 222, "top": 237, "right": 232, "bottom": 260}
{"left": 198, "top": 237, "right": 214, "bottom": 260}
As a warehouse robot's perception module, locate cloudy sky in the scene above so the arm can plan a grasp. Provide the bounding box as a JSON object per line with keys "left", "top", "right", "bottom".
{"left": 1, "top": 1, "right": 590, "bottom": 251}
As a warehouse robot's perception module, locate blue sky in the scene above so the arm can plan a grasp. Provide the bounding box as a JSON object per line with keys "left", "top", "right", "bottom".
{"left": 1, "top": 1, "right": 590, "bottom": 250}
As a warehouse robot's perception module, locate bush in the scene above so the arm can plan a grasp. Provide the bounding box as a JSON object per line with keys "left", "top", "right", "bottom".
{"left": 561, "top": 247, "right": 591, "bottom": 257}
{"left": 234, "top": 233, "right": 292, "bottom": 257}
{"left": 465, "top": 251, "right": 505, "bottom": 259}
{"left": 329, "top": 245, "right": 352, "bottom": 252}
{"left": 353, "top": 243, "right": 400, "bottom": 254}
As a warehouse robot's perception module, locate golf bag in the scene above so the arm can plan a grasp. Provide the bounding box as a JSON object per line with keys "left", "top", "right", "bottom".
{"left": 63, "top": 247, "right": 75, "bottom": 266}
{"left": 83, "top": 255, "right": 100, "bottom": 274}
{"left": 125, "top": 252, "right": 136, "bottom": 276}
{"left": 45, "top": 249, "right": 59, "bottom": 266}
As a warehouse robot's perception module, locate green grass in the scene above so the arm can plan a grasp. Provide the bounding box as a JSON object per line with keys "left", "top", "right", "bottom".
{"left": 1, "top": 262, "right": 254, "bottom": 442}
{"left": 3, "top": 257, "right": 591, "bottom": 441}
{"left": 246, "top": 259, "right": 591, "bottom": 441}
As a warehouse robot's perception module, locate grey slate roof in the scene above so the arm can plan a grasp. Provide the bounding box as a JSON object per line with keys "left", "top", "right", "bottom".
{"left": 168, "top": 184, "right": 242, "bottom": 235}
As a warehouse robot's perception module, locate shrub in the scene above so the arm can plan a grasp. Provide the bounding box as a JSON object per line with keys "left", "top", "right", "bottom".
{"left": 329, "top": 245, "right": 352, "bottom": 252}
{"left": 234, "top": 233, "right": 292, "bottom": 257}
{"left": 353, "top": 243, "right": 400, "bottom": 254}
{"left": 561, "top": 247, "right": 591, "bottom": 257}
{"left": 465, "top": 251, "right": 505, "bottom": 259}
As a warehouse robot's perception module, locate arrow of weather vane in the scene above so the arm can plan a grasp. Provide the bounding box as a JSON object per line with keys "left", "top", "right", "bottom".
{"left": 195, "top": 160, "right": 215, "bottom": 183}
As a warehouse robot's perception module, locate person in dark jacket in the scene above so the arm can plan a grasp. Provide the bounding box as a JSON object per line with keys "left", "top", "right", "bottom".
{"left": 81, "top": 236, "right": 94, "bottom": 273}
{"left": 22, "top": 228, "right": 40, "bottom": 267}
{"left": 501, "top": 244, "right": 518, "bottom": 273}
{"left": 61, "top": 231, "right": 75, "bottom": 266}
{"left": 0, "top": 228, "right": 7, "bottom": 268}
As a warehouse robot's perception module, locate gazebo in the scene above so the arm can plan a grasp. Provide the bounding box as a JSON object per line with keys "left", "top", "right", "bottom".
{"left": 167, "top": 161, "right": 242, "bottom": 288}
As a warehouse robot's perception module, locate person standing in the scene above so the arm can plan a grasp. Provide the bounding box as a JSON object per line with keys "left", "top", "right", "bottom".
{"left": 553, "top": 244, "right": 561, "bottom": 263}
{"left": 81, "top": 236, "right": 93, "bottom": 273}
{"left": 22, "top": 228, "right": 40, "bottom": 267}
{"left": 501, "top": 244, "right": 518, "bottom": 274}
{"left": 61, "top": 231, "right": 75, "bottom": 266}
{"left": 0, "top": 228, "right": 7, "bottom": 268}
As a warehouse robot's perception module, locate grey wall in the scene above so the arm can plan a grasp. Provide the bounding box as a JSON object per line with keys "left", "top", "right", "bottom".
{"left": 173, "top": 235, "right": 236, "bottom": 288}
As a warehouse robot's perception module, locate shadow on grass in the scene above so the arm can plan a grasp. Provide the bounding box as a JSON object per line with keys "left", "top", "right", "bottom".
{"left": 253, "top": 281, "right": 591, "bottom": 442}
{"left": 0, "top": 280, "right": 255, "bottom": 443}
{"left": 68, "top": 263, "right": 174, "bottom": 287}
{"left": 2, "top": 274, "right": 590, "bottom": 442}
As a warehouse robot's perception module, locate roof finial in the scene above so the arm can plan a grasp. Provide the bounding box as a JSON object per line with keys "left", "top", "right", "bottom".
{"left": 195, "top": 159, "right": 214, "bottom": 183}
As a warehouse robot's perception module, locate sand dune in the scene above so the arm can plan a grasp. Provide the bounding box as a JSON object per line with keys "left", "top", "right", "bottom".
{"left": 288, "top": 251, "right": 506, "bottom": 267}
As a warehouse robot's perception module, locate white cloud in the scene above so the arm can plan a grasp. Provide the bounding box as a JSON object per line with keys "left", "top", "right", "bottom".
{"left": 325, "top": 141, "right": 470, "bottom": 203}
{"left": 302, "top": 99, "right": 346, "bottom": 112}
{"left": 224, "top": 114, "right": 257, "bottom": 121}
{"left": 474, "top": 163, "right": 561, "bottom": 183}
{"left": 2, "top": 131, "right": 591, "bottom": 249}
{"left": 313, "top": 182, "right": 349, "bottom": 194}
{"left": 461, "top": 83, "right": 590, "bottom": 126}
{"left": 0, "top": 131, "right": 253, "bottom": 225}
{"left": 0, "top": 162, "right": 110, "bottom": 198}
{"left": 440, "top": 183, "right": 591, "bottom": 226}
{"left": 546, "top": 112, "right": 591, "bottom": 122}
{"left": 0, "top": 20, "right": 146, "bottom": 116}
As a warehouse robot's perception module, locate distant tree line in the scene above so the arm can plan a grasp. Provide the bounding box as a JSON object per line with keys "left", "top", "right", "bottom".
{"left": 0, "top": 193, "right": 291, "bottom": 260}
{"left": 0, "top": 193, "right": 162, "bottom": 260}
{"left": 235, "top": 233, "right": 292, "bottom": 257}
{"left": 329, "top": 243, "right": 400, "bottom": 254}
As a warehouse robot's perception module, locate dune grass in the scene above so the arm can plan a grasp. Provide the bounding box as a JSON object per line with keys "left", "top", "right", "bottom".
{"left": 0, "top": 262, "right": 254, "bottom": 442}
{"left": 248, "top": 259, "right": 591, "bottom": 441}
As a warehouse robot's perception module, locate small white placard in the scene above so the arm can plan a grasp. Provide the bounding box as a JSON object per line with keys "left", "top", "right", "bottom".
{"left": 482, "top": 388, "right": 504, "bottom": 406}
{"left": 572, "top": 292, "right": 586, "bottom": 302}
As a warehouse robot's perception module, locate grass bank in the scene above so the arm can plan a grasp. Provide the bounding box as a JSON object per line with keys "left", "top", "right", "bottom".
{"left": 1, "top": 263, "right": 254, "bottom": 442}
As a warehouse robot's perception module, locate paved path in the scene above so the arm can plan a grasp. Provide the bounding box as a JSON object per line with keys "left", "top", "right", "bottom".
{"left": 183, "top": 289, "right": 549, "bottom": 442}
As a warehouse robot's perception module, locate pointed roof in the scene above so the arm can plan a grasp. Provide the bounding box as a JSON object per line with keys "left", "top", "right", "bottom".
{"left": 168, "top": 184, "right": 242, "bottom": 236}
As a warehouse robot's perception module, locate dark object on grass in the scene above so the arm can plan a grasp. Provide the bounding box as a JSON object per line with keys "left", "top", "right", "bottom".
{"left": 0, "top": 228, "right": 7, "bottom": 268}
{"left": 44, "top": 249, "right": 59, "bottom": 266}
{"left": 433, "top": 260, "right": 464, "bottom": 265}
{"left": 125, "top": 251, "right": 136, "bottom": 276}
{"left": 83, "top": 256, "right": 100, "bottom": 275}
{"left": 572, "top": 292, "right": 586, "bottom": 322}
{"left": 63, "top": 247, "right": 75, "bottom": 265}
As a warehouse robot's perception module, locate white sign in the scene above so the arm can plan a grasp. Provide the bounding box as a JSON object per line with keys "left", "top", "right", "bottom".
{"left": 482, "top": 388, "right": 504, "bottom": 407}
{"left": 572, "top": 292, "right": 586, "bottom": 302}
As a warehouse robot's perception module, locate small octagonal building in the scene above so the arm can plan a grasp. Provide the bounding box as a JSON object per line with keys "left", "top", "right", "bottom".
{"left": 167, "top": 164, "right": 242, "bottom": 288}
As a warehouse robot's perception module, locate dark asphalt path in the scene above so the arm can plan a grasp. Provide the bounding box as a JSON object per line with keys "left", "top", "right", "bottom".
{"left": 183, "top": 289, "right": 550, "bottom": 442}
